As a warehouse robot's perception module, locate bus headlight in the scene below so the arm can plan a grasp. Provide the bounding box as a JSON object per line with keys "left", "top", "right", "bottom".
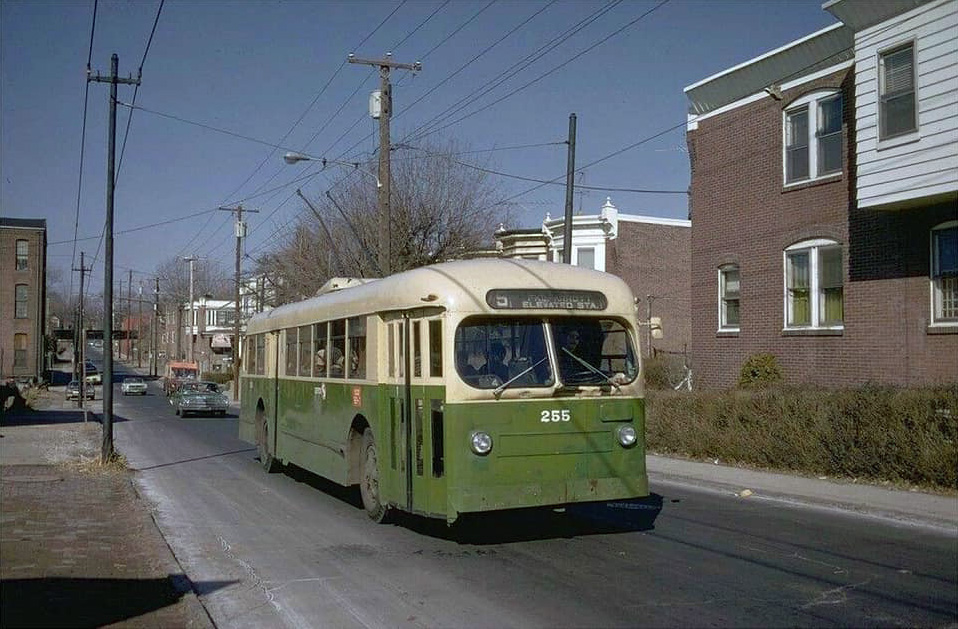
{"left": 616, "top": 425, "right": 638, "bottom": 448}
{"left": 470, "top": 431, "right": 493, "bottom": 456}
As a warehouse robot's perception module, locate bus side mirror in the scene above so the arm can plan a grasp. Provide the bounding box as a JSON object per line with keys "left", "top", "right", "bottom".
{"left": 650, "top": 317, "right": 663, "bottom": 340}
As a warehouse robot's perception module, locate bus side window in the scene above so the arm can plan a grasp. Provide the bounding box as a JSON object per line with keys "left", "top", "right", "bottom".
{"left": 429, "top": 320, "right": 442, "bottom": 378}
{"left": 313, "top": 322, "right": 328, "bottom": 377}
{"left": 285, "top": 328, "right": 298, "bottom": 376}
{"left": 298, "top": 325, "right": 312, "bottom": 378}
{"left": 348, "top": 316, "right": 366, "bottom": 379}
{"left": 413, "top": 321, "right": 422, "bottom": 377}
{"left": 330, "top": 319, "right": 346, "bottom": 377}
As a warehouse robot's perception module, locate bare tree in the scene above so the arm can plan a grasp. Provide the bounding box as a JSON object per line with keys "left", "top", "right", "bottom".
{"left": 254, "top": 138, "right": 509, "bottom": 304}
{"left": 154, "top": 256, "right": 231, "bottom": 311}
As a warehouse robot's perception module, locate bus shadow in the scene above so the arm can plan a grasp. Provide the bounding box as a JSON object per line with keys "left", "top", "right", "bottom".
{"left": 281, "top": 463, "right": 663, "bottom": 543}
{"left": 394, "top": 494, "right": 663, "bottom": 544}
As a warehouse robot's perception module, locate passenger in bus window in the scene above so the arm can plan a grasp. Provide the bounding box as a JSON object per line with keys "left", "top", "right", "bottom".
{"left": 488, "top": 342, "right": 510, "bottom": 382}
{"left": 329, "top": 346, "right": 345, "bottom": 376}
{"left": 558, "top": 330, "right": 583, "bottom": 374}
{"left": 463, "top": 347, "right": 488, "bottom": 377}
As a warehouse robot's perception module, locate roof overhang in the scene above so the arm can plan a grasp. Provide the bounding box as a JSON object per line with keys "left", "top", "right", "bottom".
{"left": 684, "top": 22, "right": 854, "bottom": 116}
{"left": 822, "top": 0, "right": 932, "bottom": 31}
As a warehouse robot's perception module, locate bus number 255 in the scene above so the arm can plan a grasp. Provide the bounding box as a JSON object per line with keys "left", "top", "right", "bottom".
{"left": 541, "top": 409, "right": 571, "bottom": 423}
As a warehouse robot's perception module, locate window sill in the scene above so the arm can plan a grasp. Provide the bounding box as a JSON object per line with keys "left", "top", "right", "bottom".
{"left": 716, "top": 329, "right": 739, "bottom": 337}
{"left": 783, "top": 173, "right": 842, "bottom": 192}
{"left": 782, "top": 327, "right": 843, "bottom": 337}
{"left": 877, "top": 131, "right": 920, "bottom": 151}
{"left": 926, "top": 324, "right": 958, "bottom": 335}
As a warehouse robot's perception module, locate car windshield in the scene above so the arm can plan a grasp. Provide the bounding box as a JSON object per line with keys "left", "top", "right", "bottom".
{"left": 126, "top": 377, "right": 143, "bottom": 384}
{"left": 182, "top": 382, "right": 220, "bottom": 393}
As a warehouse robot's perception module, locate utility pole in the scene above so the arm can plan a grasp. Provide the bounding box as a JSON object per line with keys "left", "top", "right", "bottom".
{"left": 137, "top": 283, "right": 143, "bottom": 368}
{"left": 127, "top": 269, "right": 133, "bottom": 361}
{"left": 72, "top": 252, "right": 90, "bottom": 407}
{"left": 218, "top": 205, "right": 258, "bottom": 401}
{"left": 183, "top": 255, "right": 197, "bottom": 364}
{"left": 562, "top": 113, "right": 577, "bottom": 264}
{"left": 89, "top": 53, "right": 139, "bottom": 463}
{"left": 152, "top": 278, "right": 159, "bottom": 377}
{"left": 348, "top": 53, "right": 421, "bottom": 276}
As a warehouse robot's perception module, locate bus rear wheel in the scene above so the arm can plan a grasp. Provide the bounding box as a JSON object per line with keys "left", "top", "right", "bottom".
{"left": 257, "top": 417, "right": 279, "bottom": 473}
{"left": 360, "top": 430, "right": 389, "bottom": 522}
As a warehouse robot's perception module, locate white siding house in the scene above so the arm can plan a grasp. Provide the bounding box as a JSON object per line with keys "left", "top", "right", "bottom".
{"left": 827, "top": 0, "right": 958, "bottom": 209}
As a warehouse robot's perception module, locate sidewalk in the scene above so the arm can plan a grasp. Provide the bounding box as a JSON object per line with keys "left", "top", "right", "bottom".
{"left": 647, "top": 454, "right": 958, "bottom": 532}
{"left": 0, "top": 384, "right": 212, "bottom": 628}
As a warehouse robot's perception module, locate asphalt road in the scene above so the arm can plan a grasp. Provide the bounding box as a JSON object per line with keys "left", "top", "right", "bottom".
{"left": 98, "top": 356, "right": 957, "bottom": 628}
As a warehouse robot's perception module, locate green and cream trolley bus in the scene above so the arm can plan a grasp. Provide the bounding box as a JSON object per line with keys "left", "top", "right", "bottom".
{"left": 239, "top": 258, "right": 649, "bottom": 523}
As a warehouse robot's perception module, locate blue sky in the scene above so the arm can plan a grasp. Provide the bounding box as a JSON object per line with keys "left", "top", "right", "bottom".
{"left": 1, "top": 0, "right": 837, "bottom": 294}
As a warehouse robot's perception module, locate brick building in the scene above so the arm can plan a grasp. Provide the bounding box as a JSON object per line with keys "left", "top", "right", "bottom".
{"left": 495, "top": 198, "right": 691, "bottom": 357}
{"left": 0, "top": 218, "right": 47, "bottom": 381}
{"left": 685, "top": 0, "right": 957, "bottom": 389}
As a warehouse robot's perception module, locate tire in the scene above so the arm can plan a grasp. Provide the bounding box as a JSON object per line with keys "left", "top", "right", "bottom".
{"left": 257, "top": 417, "right": 279, "bottom": 473}
{"left": 360, "top": 430, "right": 389, "bottom": 523}
{"left": 174, "top": 407, "right": 181, "bottom": 416}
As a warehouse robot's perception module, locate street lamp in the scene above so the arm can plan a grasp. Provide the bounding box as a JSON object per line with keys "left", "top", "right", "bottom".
{"left": 283, "top": 152, "right": 382, "bottom": 188}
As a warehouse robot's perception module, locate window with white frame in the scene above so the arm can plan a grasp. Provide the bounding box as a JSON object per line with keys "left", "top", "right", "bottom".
{"left": 576, "top": 247, "right": 595, "bottom": 270}
{"left": 879, "top": 42, "right": 917, "bottom": 140}
{"left": 784, "top": 240, "right": 843, "bottom": 329}
{"left": 784, "top": 91, "right": 843, "bottom": 184}
{"left": 931, "top": 221, "right": 957, "bottom": 324}
{"left": 718, "top": 264, "right": 740, "bottom": 330}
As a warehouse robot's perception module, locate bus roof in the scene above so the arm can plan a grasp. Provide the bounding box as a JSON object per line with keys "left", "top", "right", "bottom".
{"left": 245, "top": 258, "right": 638, "bottom": 335}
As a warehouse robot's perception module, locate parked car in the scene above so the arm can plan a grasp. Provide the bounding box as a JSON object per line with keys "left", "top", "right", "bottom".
{"left": 66, "top": 380, "right": 95, "bottom": 400}
{"left": 169, "top": 381, "right": 229, "bottom": 417}
{"left": 120, "top": 376, "right": 148, "bottom": 396}
{"left": 84, "top": 362, "right": 101, "bottom": 385}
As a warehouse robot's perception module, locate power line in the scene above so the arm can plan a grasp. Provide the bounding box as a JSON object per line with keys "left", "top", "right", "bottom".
{"left": 415, "top": 0, "right": 671, "bottom": 141}
{"left": 69, "top": 0, "right": 98, "bottom": 305}
{"left": 116, "top": 0, "right": 165, "bottom": 180}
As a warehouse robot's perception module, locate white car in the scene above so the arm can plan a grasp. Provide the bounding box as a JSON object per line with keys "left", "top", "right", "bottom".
{"left": 121, "top": 376, "right": 148, "bottom": 396}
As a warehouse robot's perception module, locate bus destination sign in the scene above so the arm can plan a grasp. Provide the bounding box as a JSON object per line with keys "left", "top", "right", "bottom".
{"left": 486, "top": 289, "right": 608, "bottom": 311}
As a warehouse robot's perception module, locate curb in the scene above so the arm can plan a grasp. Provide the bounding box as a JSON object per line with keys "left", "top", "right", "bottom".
{"left": 647, "top": 454, "right": 958, "bottom": 533}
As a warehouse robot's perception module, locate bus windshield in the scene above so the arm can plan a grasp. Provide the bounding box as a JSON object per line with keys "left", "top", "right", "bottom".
{"left": 454, "top": 316, "right": 639, "bottom": 389}
{"left": 551, "top": 317, "right": 637, "bottom": 386}
{"left": 455, "top": 317, "right": 553, "bottom": 389}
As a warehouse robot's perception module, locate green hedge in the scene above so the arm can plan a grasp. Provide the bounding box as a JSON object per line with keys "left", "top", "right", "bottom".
{"left": 201, "top": 371, "right": 232, "bottom": 386}
{"left": 646, "top": 385, "right": 958, "bottom": 490}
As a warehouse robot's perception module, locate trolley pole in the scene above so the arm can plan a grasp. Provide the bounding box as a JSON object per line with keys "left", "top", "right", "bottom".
{"left": 218, "top": 205, "right": 258, "bottom": 401}
{"left": 89, "top": 53, "right": 139, "bottom": 463}
{"left": 348, "top": 53, "right": 421, "bottom": 276}
{"left": 562, "top": 113, "right": 577, "bottom": 264}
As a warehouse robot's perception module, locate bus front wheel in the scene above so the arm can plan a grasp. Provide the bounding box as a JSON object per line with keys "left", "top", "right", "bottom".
{"left": 258, "top": 417, "right": 279, "bottom": 473}
{"left": 360, "top": 430, "right": 389, "bottom": 523}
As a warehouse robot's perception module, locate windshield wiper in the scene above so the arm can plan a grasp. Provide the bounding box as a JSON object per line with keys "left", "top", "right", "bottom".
{"left": 560, "top": 348, "right": 620, "bottom": 391}
{"left": 493, "top": 357, "right": 549, "bottom": 399}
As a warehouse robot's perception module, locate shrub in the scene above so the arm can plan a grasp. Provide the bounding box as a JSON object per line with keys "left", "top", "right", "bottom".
{"left": 739, "top": 353, "right": 783, "bottom": 389}
{"left": 202, "top": 371, "right": 232, "bottom": 386}
{"left": 643, "top": 356, "right": 672, "bottom": 390}
{"left": 646, "top": 385, "right": 958, "bottom": 490}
